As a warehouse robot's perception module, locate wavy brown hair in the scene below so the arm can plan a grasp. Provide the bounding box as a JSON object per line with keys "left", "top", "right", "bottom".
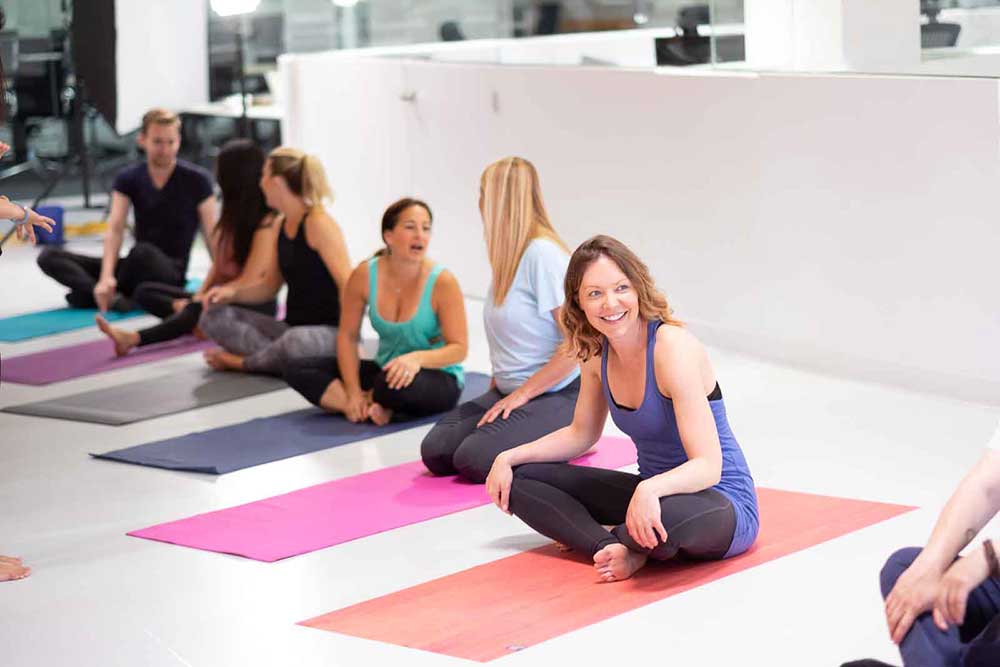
{"left": 560, "top": 235, "right": 682, "bottom": 361}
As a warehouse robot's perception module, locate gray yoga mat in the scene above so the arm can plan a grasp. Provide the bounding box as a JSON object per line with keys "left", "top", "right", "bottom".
{"left": 2, "top": 368, "right": 286, "bottom": 425}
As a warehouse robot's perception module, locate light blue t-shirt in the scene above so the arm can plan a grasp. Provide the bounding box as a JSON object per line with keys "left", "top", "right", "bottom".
{"left": 483, "top": 238, "right": 580, "bottom": 395}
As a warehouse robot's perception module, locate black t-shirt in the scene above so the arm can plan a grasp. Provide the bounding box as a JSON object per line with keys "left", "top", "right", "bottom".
{"left": 112, "top": 160, "right": 214, "bottom": 274}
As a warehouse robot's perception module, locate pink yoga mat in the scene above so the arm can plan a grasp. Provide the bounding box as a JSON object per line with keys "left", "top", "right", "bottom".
{"left": 129, "top": 436, "right": 639, "bottom": 562}
{"left": 1, "top": 336, "right": 214, "bottom": 385}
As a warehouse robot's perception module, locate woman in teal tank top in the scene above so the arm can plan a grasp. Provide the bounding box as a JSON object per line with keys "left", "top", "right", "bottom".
{"left": 285, "top": 198, "right": 468, "bottom": 424}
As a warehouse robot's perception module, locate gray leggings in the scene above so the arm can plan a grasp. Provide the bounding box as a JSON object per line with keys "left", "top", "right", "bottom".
{"left": 420, "top": 377, "right": 580, "bottom": 483}
{"left": 198, "top": 305, "right": 337, "bottom": 375}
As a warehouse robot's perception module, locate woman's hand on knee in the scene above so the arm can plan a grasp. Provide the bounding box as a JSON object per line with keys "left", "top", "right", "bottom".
{"left": 486, "top": 454, "right": 514, "bottom": 514}
{"left": 625, "top": 481, "right": 668, "bottom": 550}
{"left": 478, "top": 388, "right": 530, "bottom": 427}
{"left": 884, "top": 565, "right": 942, "bottom": 644}
{"left": 383, "top": 353, "right": 422, "bottom": 390}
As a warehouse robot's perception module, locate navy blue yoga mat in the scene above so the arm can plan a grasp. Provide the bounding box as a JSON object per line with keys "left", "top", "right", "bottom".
{"left": 92, "top": 372, "right": 490, "bottom": 474}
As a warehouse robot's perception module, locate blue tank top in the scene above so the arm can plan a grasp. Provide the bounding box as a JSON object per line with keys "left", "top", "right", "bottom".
{"left": 367, "top": 257, "right": 464, "bottom": 387}
{"left": 601, "top": 320, "right": 759, "bottom": 558}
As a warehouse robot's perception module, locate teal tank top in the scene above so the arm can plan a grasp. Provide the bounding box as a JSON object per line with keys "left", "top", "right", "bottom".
{"left": 367, "top": 256, "right": 464, "bottom": 388}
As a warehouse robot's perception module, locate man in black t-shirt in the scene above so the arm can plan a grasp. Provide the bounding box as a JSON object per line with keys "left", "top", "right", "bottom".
{"left": 37, "top": 108, "right": 216, "bottom": 312}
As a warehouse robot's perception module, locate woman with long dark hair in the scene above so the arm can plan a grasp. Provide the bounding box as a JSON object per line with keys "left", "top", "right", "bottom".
{"left": 96, "top": 139, "right": 279, "bottom": 355}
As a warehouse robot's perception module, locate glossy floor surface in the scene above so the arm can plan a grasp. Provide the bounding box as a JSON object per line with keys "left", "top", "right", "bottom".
{"left": 1, "top": 238, "right": 997, "bottom": 667}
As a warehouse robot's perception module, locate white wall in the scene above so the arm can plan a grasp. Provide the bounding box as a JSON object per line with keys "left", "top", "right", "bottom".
{"left": 115, "top": 0, "right": 210, "bottom": 134}
{"left": 281, "top": 50, "right": 1000, "bottom": 404}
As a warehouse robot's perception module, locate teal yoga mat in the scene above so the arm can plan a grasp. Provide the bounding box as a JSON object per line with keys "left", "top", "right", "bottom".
{"left": 0, "top": 278, "right": 203, "bottom": 342}
{"left": 0, "top": 308, "right": 143, "bottom": 342}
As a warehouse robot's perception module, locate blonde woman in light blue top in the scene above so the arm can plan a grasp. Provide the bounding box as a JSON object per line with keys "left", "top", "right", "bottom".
{"left": 421, "top": 156, "right": 580, "bottom": 483}
{"left": 285, "top": 198, "right": 468, "bottom": 425}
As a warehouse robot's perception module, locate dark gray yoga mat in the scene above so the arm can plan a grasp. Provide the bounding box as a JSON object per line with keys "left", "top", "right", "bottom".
{"left": 91, "top": 372, "right": 490, "bottom": 473}
{"left": 2, "top": 368, "right": 286, "bottom": 426}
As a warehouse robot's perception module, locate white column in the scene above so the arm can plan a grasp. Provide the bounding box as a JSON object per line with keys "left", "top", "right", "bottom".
{"left": 745, "top": 0, "right": 920, "bottom": 72}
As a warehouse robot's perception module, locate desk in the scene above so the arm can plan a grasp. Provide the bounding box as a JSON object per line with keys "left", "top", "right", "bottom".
{"left": 178, "top": 100, "right": 282, "bottom": 164}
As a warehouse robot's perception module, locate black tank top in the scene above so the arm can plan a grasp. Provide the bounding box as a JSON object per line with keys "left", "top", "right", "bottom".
{"left": 277, "top": 213, "right": 341, "bottom": 327}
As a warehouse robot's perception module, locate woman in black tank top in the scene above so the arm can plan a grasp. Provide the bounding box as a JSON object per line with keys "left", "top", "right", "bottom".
{"left": 198, "top": 147, "right": 352, "bottom": 376}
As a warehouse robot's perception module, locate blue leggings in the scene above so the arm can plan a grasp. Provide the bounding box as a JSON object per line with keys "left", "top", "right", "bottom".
{"left": 881, "top": 547, "right": 1000, "bottom": 667}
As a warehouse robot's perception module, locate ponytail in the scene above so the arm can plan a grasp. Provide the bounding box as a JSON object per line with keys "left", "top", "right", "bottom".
{"left": 267, "top": 146, "right": 334, "bottom": 208}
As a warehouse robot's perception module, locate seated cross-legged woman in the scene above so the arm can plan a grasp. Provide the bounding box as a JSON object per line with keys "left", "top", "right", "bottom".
{"left": 197, "top": 147, "right": 352, "bottom": 376}
{"left": 420, "top": 156, "right": 580, "bottom": 483}
{"left": 485, "top": 235, "right": 759, "bottom": 582}
{"left": 285, "top": 197, "right": 468, "bottom": 424}
{"left": 96, "top": 139, "right": 279, "bottom": 355}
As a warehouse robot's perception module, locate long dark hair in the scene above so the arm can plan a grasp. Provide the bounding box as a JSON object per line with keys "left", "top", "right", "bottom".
{"left": 375, "top": 197, "right": 433, "bottom": 256}
{"left": 215, "top": 139, "right": 272, "bottom": 265}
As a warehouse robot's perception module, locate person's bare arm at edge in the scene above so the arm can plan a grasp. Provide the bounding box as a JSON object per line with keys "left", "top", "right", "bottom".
{"left": 197, "top": 195, "right": 218, "bottom": 260}
{"left": 884, "top": 448, "right": 1000, "bottom": 644}
{"left": 479, "top": 305, "right": 579, "bottom": 426}
{"left": 94, "top": 191, "right": 130, "bottom": 312}
{"left": 486, "top": 355, "right": 604, "bottom": 513}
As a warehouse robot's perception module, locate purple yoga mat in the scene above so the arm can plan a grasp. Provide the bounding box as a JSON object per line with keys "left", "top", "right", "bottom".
{"left": 1, "top": 336, "right": 215, "bottom": 385}
{"left": 129, "top": 436, "right": 638, "bottom": 562}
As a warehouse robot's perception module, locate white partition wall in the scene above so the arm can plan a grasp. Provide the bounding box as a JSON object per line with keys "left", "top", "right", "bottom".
{"left": 115, "top": 0, "right": 209, "bottom": 134}
{"left": 281, "top": 49, "right": 1000, "bottom": 404}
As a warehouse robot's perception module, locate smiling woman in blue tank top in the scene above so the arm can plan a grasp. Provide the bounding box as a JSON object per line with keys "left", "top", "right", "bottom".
{"left": 285, "top": 198, "right": 468, "bottom": 424}
{"left": 485, "top": 234, "right": 759, "bottom": 582}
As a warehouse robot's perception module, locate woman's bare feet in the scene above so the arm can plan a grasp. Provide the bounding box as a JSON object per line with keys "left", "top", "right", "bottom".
{"left": 0, "top": 557, "right": 30, "bottom": 582}
{"left": 593, "top": 543, "right": 647, "bottom": 582}
{"left": 367, "top": 402, "right": 393, "bottom": 426}
{"left": 95, "top": 315, "right": 140, "bottom": 357}
{"left": 203, "top": 348, "right": 245, "bottom": 371}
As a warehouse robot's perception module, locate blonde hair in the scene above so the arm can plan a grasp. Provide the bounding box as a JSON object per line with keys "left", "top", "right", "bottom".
{"left": 267, "top": 146, "right": 333, "bottom": 209}
{"left": 140, "top": 108, "right": 180, "bottom": 134}
{"left": 480, "top": 156, "right": 568, "bottom": 306}
{"left": 561, "top": 235, "right": 682, "bottom": 361}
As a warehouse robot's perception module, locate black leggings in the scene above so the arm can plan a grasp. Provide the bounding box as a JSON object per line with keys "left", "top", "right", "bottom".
{"left": 509, "top": 463, "right": 736, "bottom": 560}
{"left": 285, "top": 357, "right": 462, "bottom": 420}
{"left": 136, "top": 299, "right": 277, "bottom": 347}
{"left": 37, "top": 242, "right": 184, "bottom": 308}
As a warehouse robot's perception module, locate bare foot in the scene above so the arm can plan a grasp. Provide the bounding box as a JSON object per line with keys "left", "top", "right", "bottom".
{"left": 191, "top": 326, "right": 207, "bottom": 341}
{"left": 593, "top": 543, "right": 647, "bottom": 583}
{"left": 96, "top": 315, "right": 140, "bottom": 357}
{"left": 203, "top": 348, "right": 245, "bottom": 371}
{"left": 0, "top": 559, "right": 30, "bottom": 582}
{"left": 171, "top": 298, "right": 190, "bottom": 314}
{"left": 554, "top": 542, "right": 573, "bottom": 553}
{"left": 367, "top": 402, "right": 393, "bottom": 426}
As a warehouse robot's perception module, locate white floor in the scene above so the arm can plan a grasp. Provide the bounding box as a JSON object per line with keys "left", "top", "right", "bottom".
{"left": 1, "top": 240, "right": 998, "bottom": 667}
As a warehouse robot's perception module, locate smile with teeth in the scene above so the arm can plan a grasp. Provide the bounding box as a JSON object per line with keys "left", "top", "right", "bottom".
{"left": 600, "top": 311, "right": 627, "bottom": 322}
